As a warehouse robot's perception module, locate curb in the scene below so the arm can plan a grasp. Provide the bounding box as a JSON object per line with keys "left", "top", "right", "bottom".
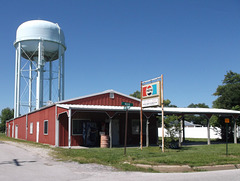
{"left": 133, "top": 164, "right": 240, "bottom": 173}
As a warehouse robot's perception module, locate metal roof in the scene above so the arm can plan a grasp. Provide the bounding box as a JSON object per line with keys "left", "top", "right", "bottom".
{"left": 57, "top": 104, "right": 240, "bottom": 116}
{"left": 57, "top": 89, "right": 140, "bottom": 104}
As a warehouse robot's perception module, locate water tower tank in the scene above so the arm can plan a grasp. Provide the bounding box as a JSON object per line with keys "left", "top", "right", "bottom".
{"left": 14, "top": 20, "right": 66, "bottom": 118}
{"left": 15, "top": 20, "right": 66, "bottom": 60}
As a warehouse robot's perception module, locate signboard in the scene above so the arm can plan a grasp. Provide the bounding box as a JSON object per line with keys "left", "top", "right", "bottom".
{"left": 142, "top": 97, "right": 160, "bottom": 107}
{"left": 140, "top": 75, "right": 164, "bottom": 152}
{"left": 225, "top": 118, "right": 230, "bottom": 123}
{"left": 121, "top": 102, "right": 133, "bottom": 107}
{"left": 142, "top": 82, "right": 160, "bottom": 98}
{"left": 142, "top": 81, "right": 161, "bottom": 107}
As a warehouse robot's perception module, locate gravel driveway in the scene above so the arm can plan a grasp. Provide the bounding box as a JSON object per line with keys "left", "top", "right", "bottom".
{"left": 1, "top": 141, "right": 240, "bottom": 181}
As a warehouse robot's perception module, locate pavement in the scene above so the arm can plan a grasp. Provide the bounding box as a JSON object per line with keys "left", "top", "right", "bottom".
{"left": 1, "top": 141, "right": 240, "bottom": 181}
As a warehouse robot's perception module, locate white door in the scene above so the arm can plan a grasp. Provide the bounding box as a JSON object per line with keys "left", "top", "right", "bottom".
{"left": 12, "top": 124, "right": 14, "bottom": 138}
{"left": 112, "top": 119, "right": 119, "bottom": 146}
{"left": 8, "top": 125, "right": 10, "bottom": 137}
{"left": 15, "top": 125, "right": 18, "bottom": 139}
{"left": 36, "top": 122, "right": 39, "bottom": 143}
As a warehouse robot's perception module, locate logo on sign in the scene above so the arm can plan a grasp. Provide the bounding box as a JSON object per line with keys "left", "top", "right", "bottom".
{"left": 142, "top": 84, "right": 158, "bottom": 97}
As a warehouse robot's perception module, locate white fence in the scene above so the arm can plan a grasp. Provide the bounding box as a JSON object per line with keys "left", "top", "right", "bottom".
{"left": 158, "top": 127, "right": 221, "bottom": 139}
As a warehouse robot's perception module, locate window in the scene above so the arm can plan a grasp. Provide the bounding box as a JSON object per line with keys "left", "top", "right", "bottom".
{"left": 72, "top": 119, "right": 83, "bottom": 135}
{"left": 30, "top": 122, "right": 33, "bottom": 134}
{"left": 110, "top": 92, "right": 114, "bottom": 99}
{"left": 132, "top": 119, "right": 146, "bottom": 135}
{"left": 132, "top": 119, "right": 140, "bottom": 135}
{"left": 44, "top": 120, "right": 48, "bottom": 135}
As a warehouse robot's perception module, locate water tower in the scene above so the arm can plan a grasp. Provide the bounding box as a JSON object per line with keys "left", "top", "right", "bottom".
{"left": 14, "top": 20, "right": 66, "bottom": 118}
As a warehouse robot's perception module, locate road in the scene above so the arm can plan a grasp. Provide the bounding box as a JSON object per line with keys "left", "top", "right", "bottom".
{"left": 0, "top": 141, "right": 240, "bottom": 181}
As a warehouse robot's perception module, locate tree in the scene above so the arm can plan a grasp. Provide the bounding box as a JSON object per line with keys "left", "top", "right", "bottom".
{"left": 129, "top": 90, "right": 141, "bottom": 99}
{"left": 213, "top": 71, "right": 240, "bottom": 110}
{"left": 184, "top": 103, "right": 209, "bottom": 126}
{"left": 164, "top": 99, "right": 177, "bottom": 107}
{"left": 212, "top": 71, "right": 240, "bottom": 141}
{"left": 0, "top": 108, "right": 14, "bottom": 133}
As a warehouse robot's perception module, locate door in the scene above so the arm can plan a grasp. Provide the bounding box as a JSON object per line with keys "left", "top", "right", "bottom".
{"left": 15, "top": 125, "right": 18, "bottom": 139}
{"left": 36, "top": 122, "right": 39, "bottom": 143}
{"left": 12, "top": 124, "right": 14, "bottom": 138}
{"left": 8, "top": 125, "right": 10, "bottom": 137}
{"left": 112, "top": 119, "right": 119, "bottom": 146}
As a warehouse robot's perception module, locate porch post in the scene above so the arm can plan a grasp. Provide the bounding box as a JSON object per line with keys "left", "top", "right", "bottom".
{"left": 109, "top": 118, "right": 112, "bottom": 148}
{"left": 233, "top": 115, "right": 238, "bottom": 144}
{"left": 68, "top": 109, "right": 72, "bottom": 149}
{"left": 207, "top": 119, "right": 210, "bottom": 145}
{"left": 146, "top": 118, "right": 149, "bottom": 147}
{"left": 105, "top": 111, "right": 116, "bottom": 148}
{"left": 182, "top": 115, "right": 185, "bottom": 142}
{"left": 205, "top": 114, "right": 212, "bottom": 145}
{"left": 234, "top": 118, "right": 237, "bottom": 144}
{"left": 179, "top": 118, "right": 182, "bottom": 147}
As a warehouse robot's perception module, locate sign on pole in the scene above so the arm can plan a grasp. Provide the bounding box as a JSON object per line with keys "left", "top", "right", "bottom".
{"left": 140, "top": 75, "right": 164, "bottom": 152}
{"left": 142, "top": 81, "right": 161, "bottom": 108}
{"left": 225, "top": 118, "right": 230, "bottom": 124}
{"left": 225, "top": 118, "right": 229, "bottom": 155}
{"left": 122, "top": 102, "right": 133, "bottom": 155}
{"left": 121, "top": 102, "right": 133, "bottom": 107}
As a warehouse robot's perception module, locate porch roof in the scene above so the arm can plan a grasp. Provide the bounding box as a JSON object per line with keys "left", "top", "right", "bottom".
{"left": 57, "top": 104, "right": 240, "bottom": 116}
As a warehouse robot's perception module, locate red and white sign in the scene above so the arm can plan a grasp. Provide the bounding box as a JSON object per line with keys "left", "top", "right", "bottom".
{"left": 141, "top": 81, "right": 161, "bottom": 107}
{"left": 142, "top": 82, "right": 160, "bottom": 99}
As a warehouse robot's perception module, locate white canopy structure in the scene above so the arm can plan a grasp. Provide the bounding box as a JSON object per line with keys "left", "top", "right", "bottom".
{"left": 57, "top": 104, "right": 240, "bottom": 146}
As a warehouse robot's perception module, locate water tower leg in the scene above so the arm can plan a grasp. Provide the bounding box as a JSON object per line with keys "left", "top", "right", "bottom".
{"left": 58, "top": 47, "right": 62, "bottom": 102}
{"left": 14, "top": 43, "right": 21, "bottom": 118}
{"left": 29, "top": 61, "right": 32, "bottom": 112}
{"left": 49, "top": 60, "right": 52, "bottom": 101}
{"left": 62, "top": 53, "right": 65, "bottom": 100}
{"left": 36, "top": 41, "right": 44, "bottom": 109}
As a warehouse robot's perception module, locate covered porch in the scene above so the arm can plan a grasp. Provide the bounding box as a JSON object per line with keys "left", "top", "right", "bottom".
{"left": 55, "top": 104, "right": 158, "bottom": 148}
{"left": 55, "top": 104, "right": 240, "bottom": 148}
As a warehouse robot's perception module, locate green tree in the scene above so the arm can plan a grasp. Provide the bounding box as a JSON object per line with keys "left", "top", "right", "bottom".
{"left": 213, "top": 71, "right": 240, "bottom": 110}
{"left": 212, "top": 71, "right": 240, "bottom": 141}
{"left": 164, "top": 99, "right": 177, "bottom": 107}
{"left": 0, "top": 108, "right": 14, "bottom": 133}
{"left": 129, "top": 90, "right": 141, "bottom": 99}
{"left": 184, "top": 103, "right": 209, "bottom": 126}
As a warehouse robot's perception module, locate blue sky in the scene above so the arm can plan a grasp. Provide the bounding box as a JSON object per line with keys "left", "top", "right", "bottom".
{"left": 0, "top": 0, "right": 240, "bottom": 112}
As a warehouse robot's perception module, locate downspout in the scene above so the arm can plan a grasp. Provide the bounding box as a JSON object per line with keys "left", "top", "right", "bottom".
{"left": 68, "top": 108, "right": 72, "bottom": 149}
{"left": 26, "top": 114, "right": 28, "bottom": 140}
{"left": 55, "top": 104, "right": 59, "bottom": 147}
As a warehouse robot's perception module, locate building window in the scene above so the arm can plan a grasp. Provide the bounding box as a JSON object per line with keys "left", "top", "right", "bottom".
{"left": 30, "top": 122, "right": 33, "bottom": 134}
{"left": 44, "top": 120, "right": 48, "bottom": 135}
{"left": 110, "top": 92, "right": 114, "bottom": 99}
{"left": 72, "top": 119, "right": 83, "bottom": 135}
{"left": 132, "top": 119, "right": 146, "bottom": 135}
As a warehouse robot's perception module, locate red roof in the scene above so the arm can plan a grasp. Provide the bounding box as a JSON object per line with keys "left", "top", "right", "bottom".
{"left": 58, "top": 89, "right": 140, "bottom": 107}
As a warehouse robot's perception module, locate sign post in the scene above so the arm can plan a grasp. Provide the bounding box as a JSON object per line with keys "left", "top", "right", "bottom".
{"left": 122, "top": 102, "right": 133, "bottom": 155}
{"left": 225, "top": 118, "right": 229, "bottom": 156}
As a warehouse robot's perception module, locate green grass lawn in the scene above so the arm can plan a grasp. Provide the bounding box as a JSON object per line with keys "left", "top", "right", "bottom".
{"left": 1, "top": 133, "right": 240, "bottom": 172}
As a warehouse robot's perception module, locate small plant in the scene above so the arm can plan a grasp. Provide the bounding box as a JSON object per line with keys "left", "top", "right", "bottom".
{"left": 160, "top": 115, "right": 181, "bottom": 149}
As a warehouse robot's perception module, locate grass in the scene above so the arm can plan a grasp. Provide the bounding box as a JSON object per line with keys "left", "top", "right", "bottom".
{"left": 1, "top": 133, "right": 240, "bottom": 172}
